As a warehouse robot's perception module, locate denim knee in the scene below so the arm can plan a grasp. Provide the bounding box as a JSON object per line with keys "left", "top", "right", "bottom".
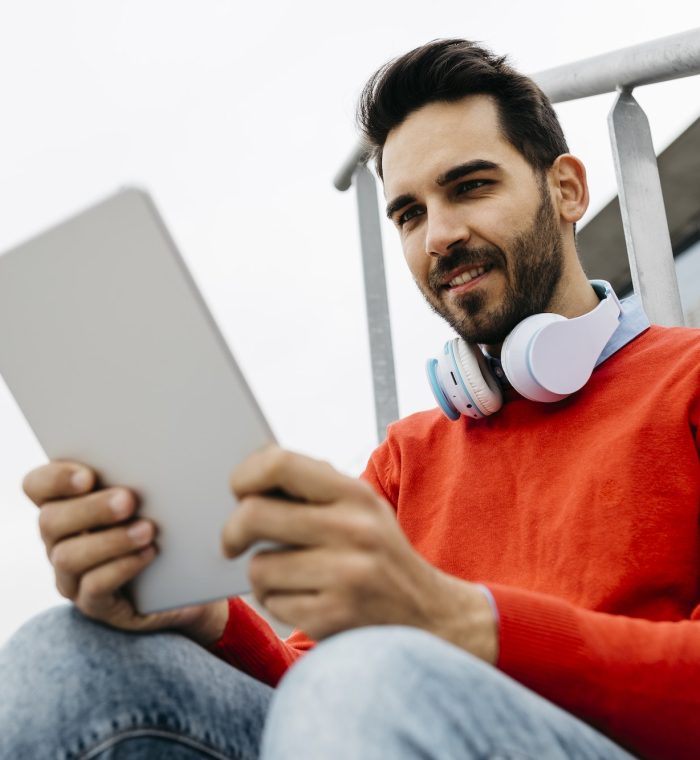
{"left": 263, "top": 625, "right": 635, "bottom": 760}
{"left": 0, "top": 605, "right": 272, "bottom": 760}
{"left": 262, "top": 625, "right": 487, "bottom": 759}
{"left": 274, "top": 624, "right": 486, "bottom": 705}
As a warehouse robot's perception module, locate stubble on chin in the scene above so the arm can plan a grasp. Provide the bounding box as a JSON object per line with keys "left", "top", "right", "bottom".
{"left": 420, "top": 186, "right": 563, "bottom": 345}
{"left": 430, "top": 283, "right": 517, "bottom": 346}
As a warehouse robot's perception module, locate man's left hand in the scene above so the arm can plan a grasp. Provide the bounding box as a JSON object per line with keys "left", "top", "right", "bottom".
{"left": 222, "top": 446, "right": 498, "bottom": 663}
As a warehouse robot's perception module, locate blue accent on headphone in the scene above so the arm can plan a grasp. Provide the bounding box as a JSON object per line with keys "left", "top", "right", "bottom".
{"left": 446, "top": 340, "right": 483, "bottom": 417}
{"left": 525, "top": 337, "right": 538, "bottom": 386}
{"left": 426, "top": 358, "right": 460, "bottom": 420}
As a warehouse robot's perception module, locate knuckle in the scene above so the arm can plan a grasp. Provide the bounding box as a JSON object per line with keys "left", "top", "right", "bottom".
{"left": 21, "top": 465, "right": 54, "bottom": 504}
{"left": 237, "top": 497, "right": 261, "bottom": 529}
{"left": 237, "top": 496, "right": 255, "bottom": 517}
{"left": 228, "top": 467, "right": 243, "bottom": 495}
{"left": 220, "top": 524, "right": 237, "bottom": 557}
{"left": 49, "top": 543, "right": 72, "bottom": 573}
{"left": 322, "top": 459, "right": 338, "bottom": 477}
{"left": 342, "top": 512, "right": 381, "bottom": 551}
{"left": 263, "top": 593, "right": 283, "bottom": 619}
{"left": 222, "top": 519, "right": 246, "bottom": 558}
{"left": 354, "top": 480, "right": 388, "bottom": 513}
{"left": 37, "top": 505, "right": 57, "bottom": 542}
{"left": 78, "top": 573, "right": 104, "bottom": 604}
{"left": 74, "top": 597, "right": 98, "bottom": 620}
{"left": 267, "top": 446, "right": 292, "bottom": 475}
{"left": 264, "top": 593, "right": 296, "bottom": 626}
{"left": 227, "top": 512, "right": 247, "bottom": 547}
{"left": 54, "top": 576, "right": 74, "bottom": 600}
{"left": 356, "top": 479, "right": 379, "bottom": 502}
{"left": 344, "top": 552, "right": 377, "bottom": 586}
{"left": 248, "top": 553, "right": 268, "bottom": 588}
{"left": 21, "top": 471, "right": 37, "bottom": 500}
{"left": 317, "top": 600, "right": 350, "bottom": 639}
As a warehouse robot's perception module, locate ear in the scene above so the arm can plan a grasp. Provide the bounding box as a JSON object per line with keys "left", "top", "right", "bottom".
{"left": 549, "top": 154, "right": 589, "bottom": 224}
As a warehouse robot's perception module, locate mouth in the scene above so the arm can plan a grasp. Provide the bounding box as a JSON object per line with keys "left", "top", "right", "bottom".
{"left": 441, "top": 263, "right": 494, "bottom": 293}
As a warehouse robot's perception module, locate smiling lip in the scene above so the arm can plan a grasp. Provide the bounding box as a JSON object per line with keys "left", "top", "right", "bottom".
{"left": 447, "top": 271, "right": 490, "bottom": 296}
{"left": 440, "top": 264, "right": 492, "bottom": 294}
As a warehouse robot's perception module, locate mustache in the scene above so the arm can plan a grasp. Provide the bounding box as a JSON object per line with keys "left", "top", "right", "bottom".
{"left": 428, "top": 245, "right": 504, "bottom": 290}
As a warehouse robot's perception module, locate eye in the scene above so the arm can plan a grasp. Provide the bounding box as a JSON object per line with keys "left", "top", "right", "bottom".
{"left": 397, "top": 205, "right": 425, "bottom": 227}
{"left": 455, "top": 179, "right": 492, "bottom": 195}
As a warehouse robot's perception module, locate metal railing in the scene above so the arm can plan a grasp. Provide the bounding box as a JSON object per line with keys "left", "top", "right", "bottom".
{"left": 334, "top": 28, "right": 700, "bottom": 442}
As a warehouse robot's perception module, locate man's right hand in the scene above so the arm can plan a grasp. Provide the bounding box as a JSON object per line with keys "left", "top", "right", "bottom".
{"left": 23, "top": 460, "right": 228, "bottom": 645}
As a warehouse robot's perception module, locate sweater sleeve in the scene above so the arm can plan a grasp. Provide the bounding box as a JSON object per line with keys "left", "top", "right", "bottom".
{"left": 487, "top": 583, "right": 700, "bottom": 760}
{"left": 208, "top": 597, "right": 314, "bottom": 687}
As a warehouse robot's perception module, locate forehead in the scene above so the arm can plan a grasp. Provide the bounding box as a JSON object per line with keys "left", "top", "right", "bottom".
{"left": 382, "top": 95, "right": 524, "bottom": 196}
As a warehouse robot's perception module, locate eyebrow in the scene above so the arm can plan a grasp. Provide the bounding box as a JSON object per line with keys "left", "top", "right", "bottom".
{"left": 385, "top": 159, "right": 500, "bottom": 219}
{"left": 436, "top": 159, "right": 500, "bottom": 186}
{"left": 385, "top": 193, "right": 416, "bottom": 220}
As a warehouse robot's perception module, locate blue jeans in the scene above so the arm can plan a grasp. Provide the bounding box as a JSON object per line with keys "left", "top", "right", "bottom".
{"left": 0, "top": 607, "right": 636, "bottom": 759}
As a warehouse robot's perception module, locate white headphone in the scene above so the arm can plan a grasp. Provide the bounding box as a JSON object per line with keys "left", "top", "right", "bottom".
{"left": 426, "top": 280, "right": 622, "bottom": 420}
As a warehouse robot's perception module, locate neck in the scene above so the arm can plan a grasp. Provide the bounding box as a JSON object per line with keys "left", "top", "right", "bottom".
{"left": 485, "top": 264, "right": 599, "bottom": 358}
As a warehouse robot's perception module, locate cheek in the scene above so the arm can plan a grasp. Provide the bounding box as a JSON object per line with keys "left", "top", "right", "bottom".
{"left": 473, "top": 205, "right": 520, "bottom": 247}
{"left": 490, "top": 197, "right": 539, "bottom": 243}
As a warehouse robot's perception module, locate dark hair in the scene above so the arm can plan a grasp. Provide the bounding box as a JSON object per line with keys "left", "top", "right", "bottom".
{"left": 357, "top": 39, "right": 569, "bottom": 178}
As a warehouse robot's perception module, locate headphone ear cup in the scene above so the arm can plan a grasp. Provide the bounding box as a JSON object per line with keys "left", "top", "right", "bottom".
{"left": 501, "top": 313, "right": 569, "bottom": 402}
{"left": 451, "top": 339, "right": 503, "bottom": 416}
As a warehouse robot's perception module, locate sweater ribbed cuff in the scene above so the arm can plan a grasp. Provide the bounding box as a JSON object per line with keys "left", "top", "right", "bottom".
{"left": 208, "top": 597, "right": 295, "bottom": 687}
{"left": 486, "top": 583, "right": 587, "bottom": 690}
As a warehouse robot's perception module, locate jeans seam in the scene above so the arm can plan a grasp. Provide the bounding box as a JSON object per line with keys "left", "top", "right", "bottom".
{"left": 77, "top": 726, "right": 250, "bottom": 760}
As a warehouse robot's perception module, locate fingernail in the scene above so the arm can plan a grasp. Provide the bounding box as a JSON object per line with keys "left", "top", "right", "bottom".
{"left": 127, "top": 521, "right": 152, "bottom": 545}
{"left": 71, "top": 469, "right": 91, "bottom": 492}
{"left": 109, "top": 490, "right": 131, "bottom": 519}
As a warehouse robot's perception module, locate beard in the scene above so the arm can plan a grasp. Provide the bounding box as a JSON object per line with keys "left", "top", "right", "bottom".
{"left": 419, "top": 182, "right": 564, "bottom": 345}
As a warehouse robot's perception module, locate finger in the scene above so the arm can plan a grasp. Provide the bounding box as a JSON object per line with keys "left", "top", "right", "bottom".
{"left": 38, "top": 488, "right": 137, "bottom": 549}
{"left": 52, "top": 520, "right": 156, "bottom": 598}
{"left": 222, "top": 495, "right": 369, "bottom": 557}
{"left": 230, "top": 446, "right": 359, "bottom": 504}
{"left": 262, "top": 591, "right": 320, "bottom": 625}
{"left": 248, "top": 547, "right": 339, "bottom": 597}
{"left": 261, "top": 591, "right": 346, "bottom": 639}
{"left": 23, "top": 461, "right": 95, "bottom": 506}
{"left": 264, "top": 590, "right": 357, "bottom": 641}
{"left": 75, "top": 546, "right": 157, "bottom": 615}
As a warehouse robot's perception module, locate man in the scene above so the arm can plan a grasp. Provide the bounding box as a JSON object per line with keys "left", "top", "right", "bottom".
{"left": 1, "top": 39, "right": 698, "bottom": 760}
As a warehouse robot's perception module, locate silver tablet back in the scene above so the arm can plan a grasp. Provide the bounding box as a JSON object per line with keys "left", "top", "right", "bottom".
{"left": 0, "top": 188, "right": 275, "bottom": 613}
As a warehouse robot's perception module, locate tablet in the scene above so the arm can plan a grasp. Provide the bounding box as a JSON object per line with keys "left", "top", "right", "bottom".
{"left": 0, "top": 188, "right": 275, "bottom": 613}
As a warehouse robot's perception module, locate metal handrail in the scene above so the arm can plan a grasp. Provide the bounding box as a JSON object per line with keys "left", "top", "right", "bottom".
{"left": 534, "top": 27, "right": 700, "bottom": 102}
{"left": 335, "top": 28, "right": 700, "bottom": 440}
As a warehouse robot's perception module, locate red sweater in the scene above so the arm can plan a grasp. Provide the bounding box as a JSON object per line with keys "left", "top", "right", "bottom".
{"left": 211, "top": 325, "right": 700, "bottom": 760}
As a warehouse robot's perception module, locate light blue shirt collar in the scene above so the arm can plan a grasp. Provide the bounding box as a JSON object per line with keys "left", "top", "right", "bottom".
{"left": 595, "top": 291, "right": 650, "bottom": 366}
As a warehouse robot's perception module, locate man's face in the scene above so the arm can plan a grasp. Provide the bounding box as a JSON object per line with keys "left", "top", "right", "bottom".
{"left": 382, "top": 95, "right": 564, "bottom": 346}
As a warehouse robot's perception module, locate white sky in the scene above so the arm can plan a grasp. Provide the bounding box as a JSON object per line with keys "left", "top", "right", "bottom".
{"left": 1, "top": 0, "right": 699, "bottom": 645}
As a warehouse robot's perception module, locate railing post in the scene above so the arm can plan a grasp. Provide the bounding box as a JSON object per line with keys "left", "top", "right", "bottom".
{"left": 354, "top": 164, "right": 400, "bottom": 441}
{"left": 607, "top": 88, "right": 685, "bottom": 326}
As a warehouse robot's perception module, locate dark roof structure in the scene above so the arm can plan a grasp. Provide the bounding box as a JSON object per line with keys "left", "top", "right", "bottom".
{"left": 578, "top": 116, "right": 700, "bottom": 293}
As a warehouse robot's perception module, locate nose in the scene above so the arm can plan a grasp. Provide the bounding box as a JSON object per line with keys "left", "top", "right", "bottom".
{"left": 424, "top": 205, "right": 470, "bottom": 257}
